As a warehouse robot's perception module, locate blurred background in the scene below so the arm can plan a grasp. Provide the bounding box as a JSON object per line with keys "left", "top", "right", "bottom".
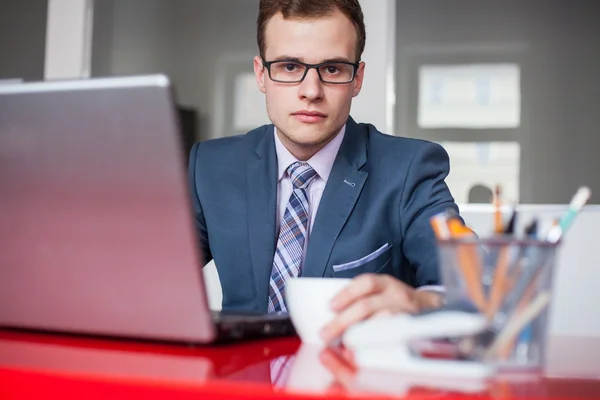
{"left": 1, "top": 0, "right": 599, "bottom": 205}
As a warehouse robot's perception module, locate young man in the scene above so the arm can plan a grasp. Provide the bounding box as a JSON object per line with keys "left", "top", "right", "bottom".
{"left": 188, "top": 0, "right": 459, "bottom": 344}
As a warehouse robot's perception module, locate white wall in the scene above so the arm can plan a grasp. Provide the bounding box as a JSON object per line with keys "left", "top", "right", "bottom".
{"left": 354, "top": 0, "right": 396, "bottom": 134}
{"left": 44, "top": 0, "right": 93, "bottom": 80}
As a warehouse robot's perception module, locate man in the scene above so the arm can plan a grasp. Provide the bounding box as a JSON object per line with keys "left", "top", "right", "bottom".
{"left": 188, "top": 0, "right": 459, "bottom": 344}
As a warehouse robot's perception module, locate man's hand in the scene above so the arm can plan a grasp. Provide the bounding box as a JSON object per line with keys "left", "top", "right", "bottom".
{"left": 320, "top": 274, "right": 443, "bottom": 345}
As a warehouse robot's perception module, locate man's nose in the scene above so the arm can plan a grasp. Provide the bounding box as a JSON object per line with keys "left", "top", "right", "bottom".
{"left": 298, "top": 68, "right": 324, "bottom": 101}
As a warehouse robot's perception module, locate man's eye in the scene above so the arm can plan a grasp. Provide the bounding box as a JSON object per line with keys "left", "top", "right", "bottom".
{"left": 284, "top": 63, "right": 298, "bottom": 72}
{"left": 326, "top": 66, "right": 340, "bottom": 74}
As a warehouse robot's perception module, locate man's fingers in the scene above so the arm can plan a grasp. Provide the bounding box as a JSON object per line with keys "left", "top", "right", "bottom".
{"left": 322, "top": 285, "right": 422, "bottom": 345}
{"left": 330, "top": 274, "right": 386, "bottom": 311}
{"left": 322, "top": 294, "right": 386, "bottom": 344}
{"left": 322, "top": 275, "right": 423, "bottom": 345}
{"left": 371, "top": 308, "right": 395, "bottom": 319}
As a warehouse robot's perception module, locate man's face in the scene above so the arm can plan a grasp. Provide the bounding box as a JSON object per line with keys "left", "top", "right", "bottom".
{"left": 254, "top": 10, "right": 365, "bottom": 160}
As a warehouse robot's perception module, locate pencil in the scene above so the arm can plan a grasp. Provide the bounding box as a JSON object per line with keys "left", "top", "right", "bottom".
{"left": 430, "top": 212, "right": 451, "bottom": 240}
{"left": 447, "top": 218, "right": 487, "bottom": 312}
{"left": 486, "top": 208, "right": 518, "bottom": 318}
{"left": 493, "top": 185, "right": 503, "bottom": 235}
{"left": 485, "top": 291, "right": 551, "bottom": 361}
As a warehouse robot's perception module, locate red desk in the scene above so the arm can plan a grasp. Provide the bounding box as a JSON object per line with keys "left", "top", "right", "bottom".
{"left": 0, "top": 330, "right": 599, "bottom": 399}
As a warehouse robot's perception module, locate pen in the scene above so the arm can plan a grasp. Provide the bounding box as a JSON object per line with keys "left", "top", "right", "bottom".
{"left": 546, "top": 186, "right": 591, "bottom": 243}
{"left": 524, "top": 218, "right": 538, "bottom": 237}
{"left": 504, "top": 207, "right": 517, "bottom": 236}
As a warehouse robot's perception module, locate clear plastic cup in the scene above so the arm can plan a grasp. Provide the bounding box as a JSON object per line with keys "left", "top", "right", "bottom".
{"left": 437, "top": 237, "right": 559, "bottom": 371}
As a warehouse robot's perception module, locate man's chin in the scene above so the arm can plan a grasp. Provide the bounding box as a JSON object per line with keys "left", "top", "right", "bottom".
{"left": 293, "top": 119, "right": 331, "bottom": 134}
{"left": 290, "top": 133, "right": 338, "bottom": 150}
{"left": 276, "top": 119, "right": 341, "bottom": 147}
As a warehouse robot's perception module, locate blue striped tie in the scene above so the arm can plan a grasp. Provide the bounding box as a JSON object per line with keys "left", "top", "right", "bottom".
{"left": 268, "top": 162, "right": 317, "bottom": 313}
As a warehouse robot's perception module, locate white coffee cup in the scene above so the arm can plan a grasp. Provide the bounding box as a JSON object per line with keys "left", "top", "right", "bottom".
{"left": 286, "top": 277, "right": 352, "bottom": 346}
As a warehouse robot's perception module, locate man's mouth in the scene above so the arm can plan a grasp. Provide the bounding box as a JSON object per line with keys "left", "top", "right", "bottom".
{"left": 292, "top": 110, "right": 327, "bottom": 123}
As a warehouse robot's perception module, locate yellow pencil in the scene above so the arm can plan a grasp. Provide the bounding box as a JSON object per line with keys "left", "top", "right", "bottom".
{"left": 493, "top": 185, "right": 503, "bottom": 234}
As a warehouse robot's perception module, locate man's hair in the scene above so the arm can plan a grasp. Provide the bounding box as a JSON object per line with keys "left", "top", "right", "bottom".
{"left": 257, "top": 0, "right": 366, "bottom": 62}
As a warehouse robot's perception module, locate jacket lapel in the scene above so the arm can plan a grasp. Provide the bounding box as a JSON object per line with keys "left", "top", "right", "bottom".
{"left": 302, "top": 118, "right": 368, "bottom": 277}
{"left": 247, "top": 127, "right": 278, "bottom": 312}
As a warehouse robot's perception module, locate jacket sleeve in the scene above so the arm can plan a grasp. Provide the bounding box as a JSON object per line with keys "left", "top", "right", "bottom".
{"left": 399, "top": 141, "right": 459, "bottom": 286}
{"left": 188, "top": 142, "right": 213, "bottom": 266}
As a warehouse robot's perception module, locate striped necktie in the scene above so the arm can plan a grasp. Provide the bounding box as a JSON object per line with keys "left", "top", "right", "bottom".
{"left": 268, "top": 162, "right": 317, "bottom": 313}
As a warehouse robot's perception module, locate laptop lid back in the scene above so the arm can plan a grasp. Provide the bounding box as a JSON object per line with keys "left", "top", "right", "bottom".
{"left": 0, "top": 75, "right": 216, "bottom": 343}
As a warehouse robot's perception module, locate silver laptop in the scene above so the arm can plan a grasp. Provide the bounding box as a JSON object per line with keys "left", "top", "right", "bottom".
{"left": 0, "top": 75, "right": 293, "bottom": 343}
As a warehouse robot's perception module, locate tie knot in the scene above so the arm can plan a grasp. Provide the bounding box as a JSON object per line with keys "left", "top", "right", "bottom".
{"left": 288, "top": 162, "right": 317, "bottom": 189}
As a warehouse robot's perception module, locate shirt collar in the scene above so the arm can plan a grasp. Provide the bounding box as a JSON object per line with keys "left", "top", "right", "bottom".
{"left": 274, "top": 124, "right": 346, "bottom": 183}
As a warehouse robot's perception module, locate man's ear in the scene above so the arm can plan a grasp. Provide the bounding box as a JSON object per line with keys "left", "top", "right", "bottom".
{"left": 254, "top": 56, "right": 266, "bottom": 94}
{"left": 352, "top": 61, "right": 366, "bottom": 97}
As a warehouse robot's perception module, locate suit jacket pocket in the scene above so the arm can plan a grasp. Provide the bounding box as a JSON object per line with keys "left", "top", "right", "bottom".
{"left": 332, "top": 243, "right": 393, "bottom": 278}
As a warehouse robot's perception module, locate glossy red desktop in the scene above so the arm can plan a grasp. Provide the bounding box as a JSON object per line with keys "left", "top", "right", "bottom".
{"left": 1, "top": 330, "right": 599, "bottom": 400}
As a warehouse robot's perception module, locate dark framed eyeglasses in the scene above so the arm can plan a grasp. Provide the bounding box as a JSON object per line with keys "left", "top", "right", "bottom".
{"left": 261, "top": 58, "right": 359, "bottom": 84}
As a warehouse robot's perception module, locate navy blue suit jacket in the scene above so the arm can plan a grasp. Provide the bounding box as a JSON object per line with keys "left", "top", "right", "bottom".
{"left": 188, "top": 117, "right": 459, "bottom": 312}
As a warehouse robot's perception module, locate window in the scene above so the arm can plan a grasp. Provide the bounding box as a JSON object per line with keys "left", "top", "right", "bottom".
{"left": 440, "top": 141, "right": 520, "bottom": 204}
{"left": 406, "top": 60, "right": 523, "bottom": 203}
{"left": 419, "top": 64, "right": 520, "bottom": 129}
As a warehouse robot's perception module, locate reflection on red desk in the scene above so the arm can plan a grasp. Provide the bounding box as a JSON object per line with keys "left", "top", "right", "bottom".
{"left": 0, "top": 330, "right": 599, "bottom": 399}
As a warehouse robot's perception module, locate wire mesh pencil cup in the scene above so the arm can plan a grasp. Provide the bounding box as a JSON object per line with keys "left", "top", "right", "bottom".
{"left": 437, "top": 236, "right": 560, "bottom": 371}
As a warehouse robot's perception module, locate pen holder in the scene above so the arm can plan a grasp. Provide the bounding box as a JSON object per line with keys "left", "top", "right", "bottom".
{"left": 436, "top": 237, "right": 560, "bottom": 371}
